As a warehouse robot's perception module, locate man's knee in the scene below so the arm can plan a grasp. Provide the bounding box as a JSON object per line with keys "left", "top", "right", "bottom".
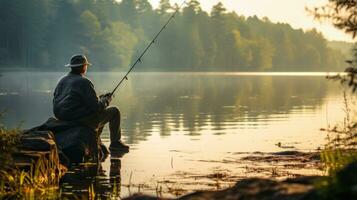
{"left": 107, "top": 106, "right": 120, "bottom": 119}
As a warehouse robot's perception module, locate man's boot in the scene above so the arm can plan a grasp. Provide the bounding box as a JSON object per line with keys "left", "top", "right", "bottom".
{"left": 109, "top": 141, "right": 129, "bottom": 153}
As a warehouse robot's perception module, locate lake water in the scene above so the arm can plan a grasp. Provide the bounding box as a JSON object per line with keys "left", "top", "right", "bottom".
{"left": 0, "top": 72, "right": 347, "bottom": 198}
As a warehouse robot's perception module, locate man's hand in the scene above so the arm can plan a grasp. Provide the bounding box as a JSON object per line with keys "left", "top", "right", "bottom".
{"left": 100, "top": 93, "right": 113, "bottom": 107}
{"left": 100, "top": 92, "right": 112, "bottom": 98}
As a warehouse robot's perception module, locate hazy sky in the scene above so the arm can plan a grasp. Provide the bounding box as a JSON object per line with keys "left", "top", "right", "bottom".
{"left": 149, "top": 0, "right": 354, "bottom": 42}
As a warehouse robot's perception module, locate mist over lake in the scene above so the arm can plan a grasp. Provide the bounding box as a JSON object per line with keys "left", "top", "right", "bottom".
{"left": 0, "top": 72, "right": 346, "bottom": 197}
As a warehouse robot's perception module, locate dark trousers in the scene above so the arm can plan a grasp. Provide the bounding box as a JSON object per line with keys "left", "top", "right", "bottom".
{"left": 80, "top": 106, "right": 121, "bottom": 143}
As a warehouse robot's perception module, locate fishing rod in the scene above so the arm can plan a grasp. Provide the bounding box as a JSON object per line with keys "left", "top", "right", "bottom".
{"left": 110, "top": 0, "right": 186, "bottom": 97}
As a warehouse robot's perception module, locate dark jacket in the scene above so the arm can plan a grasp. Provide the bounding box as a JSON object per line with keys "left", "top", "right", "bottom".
{"left": 53, "top": 72, "right": 105, "bottom": 121}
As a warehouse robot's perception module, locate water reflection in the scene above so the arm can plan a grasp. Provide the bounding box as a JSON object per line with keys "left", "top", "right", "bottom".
{"left": 0, "top": 72, "right": 336, "bottom": 142}
{"left": 61, "top": 153, "right": 124, "bottom": 199}
{"left": 115, "top": 75, "right": 330, "bottom": 143}
{"left": 0, "top": 72, "right": 344, "bottom": 198}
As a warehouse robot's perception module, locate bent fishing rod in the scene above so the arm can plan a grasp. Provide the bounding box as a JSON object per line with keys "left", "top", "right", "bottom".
{"left": 110, "top": 1, "right": 186, "bottom": 97}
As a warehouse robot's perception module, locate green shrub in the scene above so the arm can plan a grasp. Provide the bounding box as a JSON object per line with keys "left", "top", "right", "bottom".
{"left": 0, "top": 123, "right": 20, "bottom": 171}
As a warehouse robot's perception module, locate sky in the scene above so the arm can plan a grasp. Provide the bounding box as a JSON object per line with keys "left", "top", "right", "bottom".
{"left": 148, "top": 0, "right": 354, "bottom": 42}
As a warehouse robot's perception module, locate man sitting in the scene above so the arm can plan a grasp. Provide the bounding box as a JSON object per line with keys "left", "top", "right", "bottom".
{"left": 53, "top": 55, "right": 129, "bottom": 153}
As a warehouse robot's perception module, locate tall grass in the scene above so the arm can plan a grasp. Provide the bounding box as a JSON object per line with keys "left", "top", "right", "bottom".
{"left": 0, "top": 160, "right": 63, "bottom": 199}
{"left": 0, "top": 119, "right": 65, "bottom": 199}
{"left": 321, "top": 92, "right": 357, "bottom": 174}
{"left": 0, "top": 122, "right": 20, "bottom": 171}
{"left": 317, "top": 91, "right": 357, "bottom": 199}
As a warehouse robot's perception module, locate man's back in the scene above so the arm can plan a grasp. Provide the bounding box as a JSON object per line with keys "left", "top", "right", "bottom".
{"left": 53, "top": 73, "right": 102, "bottom": 121}
{"left": 54, "top": 54, "right": 129, "bottom": 152}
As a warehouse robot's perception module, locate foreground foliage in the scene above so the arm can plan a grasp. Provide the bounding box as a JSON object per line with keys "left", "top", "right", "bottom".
{"left": 316, "top": 0, "right": 357, "bottom": 172}
{"left": 313, "top": 1, "right": 357, "bottom": 199}
{"left": 314, "top": 0, "right": 357, "bottom": 172}
{"left": 321, "top": 93, "right": 357, "bottom": 173}
{"left": 0, "top": 122, "right": 20, "bottom": 171}
{"left": 0, "top": 123, "right": 64, "bottom": 199}
{"left": 318, "top": 93, "right": 357, "bottom": 199}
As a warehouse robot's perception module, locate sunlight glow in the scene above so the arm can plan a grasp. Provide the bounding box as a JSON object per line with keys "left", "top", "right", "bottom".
{"left": 149, "top": 0, "right": 354, "bottom": 42}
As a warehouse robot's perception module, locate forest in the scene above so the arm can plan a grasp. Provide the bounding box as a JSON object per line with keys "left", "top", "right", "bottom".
{"left": 0, "top": 0, "right": 348, "bottom": 72}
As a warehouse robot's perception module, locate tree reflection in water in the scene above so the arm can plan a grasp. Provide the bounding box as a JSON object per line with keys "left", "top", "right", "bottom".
{"left": 116, "top": 74, "right": 331, "bottom": 144}
{"left": 0, "top": 73, "right": 337, "bottom": 143}
{"left": 0, "top": 72, "right": 342, "bottom": 198}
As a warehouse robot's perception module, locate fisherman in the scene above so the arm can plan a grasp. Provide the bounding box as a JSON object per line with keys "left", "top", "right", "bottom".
{"left": 53, "top": 55, "right": 129, "bottom": 153}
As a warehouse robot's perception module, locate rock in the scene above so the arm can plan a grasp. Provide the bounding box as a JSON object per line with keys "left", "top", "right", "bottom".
{"left": 53, "top": 126, "right": 98, "bottom": 163}
{"left": 32, "top": 117, "right": 106, "bottom": 164}
{"left": 58, "top": 149, "right": 70, "bottom": 167}
{"left": 272, "top": 151, "right": 305, "bottom": 156}
{"left": 124, "top": 195, "right": 170, "bottom": 200}
{"left": 15, "top": 117, "right": 108, "bottom": 166}
{"left": 336, "top": 160, "right": 357, "bottom": 186}
{"left": 12, "top": 114, "right": 105, "bottom": 172}
{"left": 12, "top": 151, "right": 50, "bottom": 170}
{"left": 20, "top": 130, "right": 57, "bottom": 152}
{"left": 124, "top": 176, "right": 321, "bottom": 200}
{"left": 11, "top": 129, "right": 65, "bottom": 178}
{"left": 22, "top": 130, "right": 55, "bottom": 140}
{"left": 19, "top": 137, "right": 54, "bottom": 151}
{"left": 7, "top": 116, "right": 107, "bottom": 173}
{"left": 241, "top": 151, "right": 321, "bottom": 164}
{"left": 180, "top": 178, "right": 315, "bottom": 200}
{"left": 322, "top": 160, "right": 357, "bottom": 200}
{"left": 283, "top": 176, "right": 323, "bottom": 185}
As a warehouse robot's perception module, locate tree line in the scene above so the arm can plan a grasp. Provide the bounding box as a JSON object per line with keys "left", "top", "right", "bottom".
{"left": 0, "top": 0, "right": 347, "bottom": 71}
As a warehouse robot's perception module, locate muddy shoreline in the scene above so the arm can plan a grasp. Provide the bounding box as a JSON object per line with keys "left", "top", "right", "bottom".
{"left": 58, "top": 150, "right": 325, "bottom": 199}
{"left": 4, "top": 128, "right": 326, "bottom": 199}
{"left": 124, "top": 176, "right": 323, "bottom": 200}
{"left": 123, "top": 160, "right": 357, "bottom": 200}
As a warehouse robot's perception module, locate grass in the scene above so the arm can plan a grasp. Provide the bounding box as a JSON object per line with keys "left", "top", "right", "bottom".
{"left": 0, "top": 153, "right": 65, "bottom": 199}
{"left": 320, "top": 92, "right": 357, "bottom": 174}
{"left": 0, "top": 118, "right": 66, "bottom": 199}
{"left": 317, "top": 91, "right": 357, "bottom": 199}
{"left": 0, "top": 122, "right": 20, "bottom": 171}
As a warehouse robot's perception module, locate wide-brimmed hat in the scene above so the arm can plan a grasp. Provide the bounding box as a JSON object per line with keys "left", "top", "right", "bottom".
{"left": 65, "top": 55, "right": 92, "bottom": 68}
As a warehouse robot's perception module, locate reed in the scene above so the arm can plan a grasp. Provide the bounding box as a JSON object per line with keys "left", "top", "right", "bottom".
{"left": 320, "top": 92, "right": 357, "bottom": 174}
{"left": 0, "top": 120, "right": 65, "bottom": 199}
{"left": 0, "top": 155, "right": 65, "bottom": 198}
{"left": 316, "top": 91, "right": 357, "bottom": 199}
{"left": 0, "top": 124, "right": 20, "bottom": 171}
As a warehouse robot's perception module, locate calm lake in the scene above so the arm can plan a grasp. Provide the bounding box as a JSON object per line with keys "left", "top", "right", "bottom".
{"left": 0, "top": 72, "right": 347, "bottom": 198}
